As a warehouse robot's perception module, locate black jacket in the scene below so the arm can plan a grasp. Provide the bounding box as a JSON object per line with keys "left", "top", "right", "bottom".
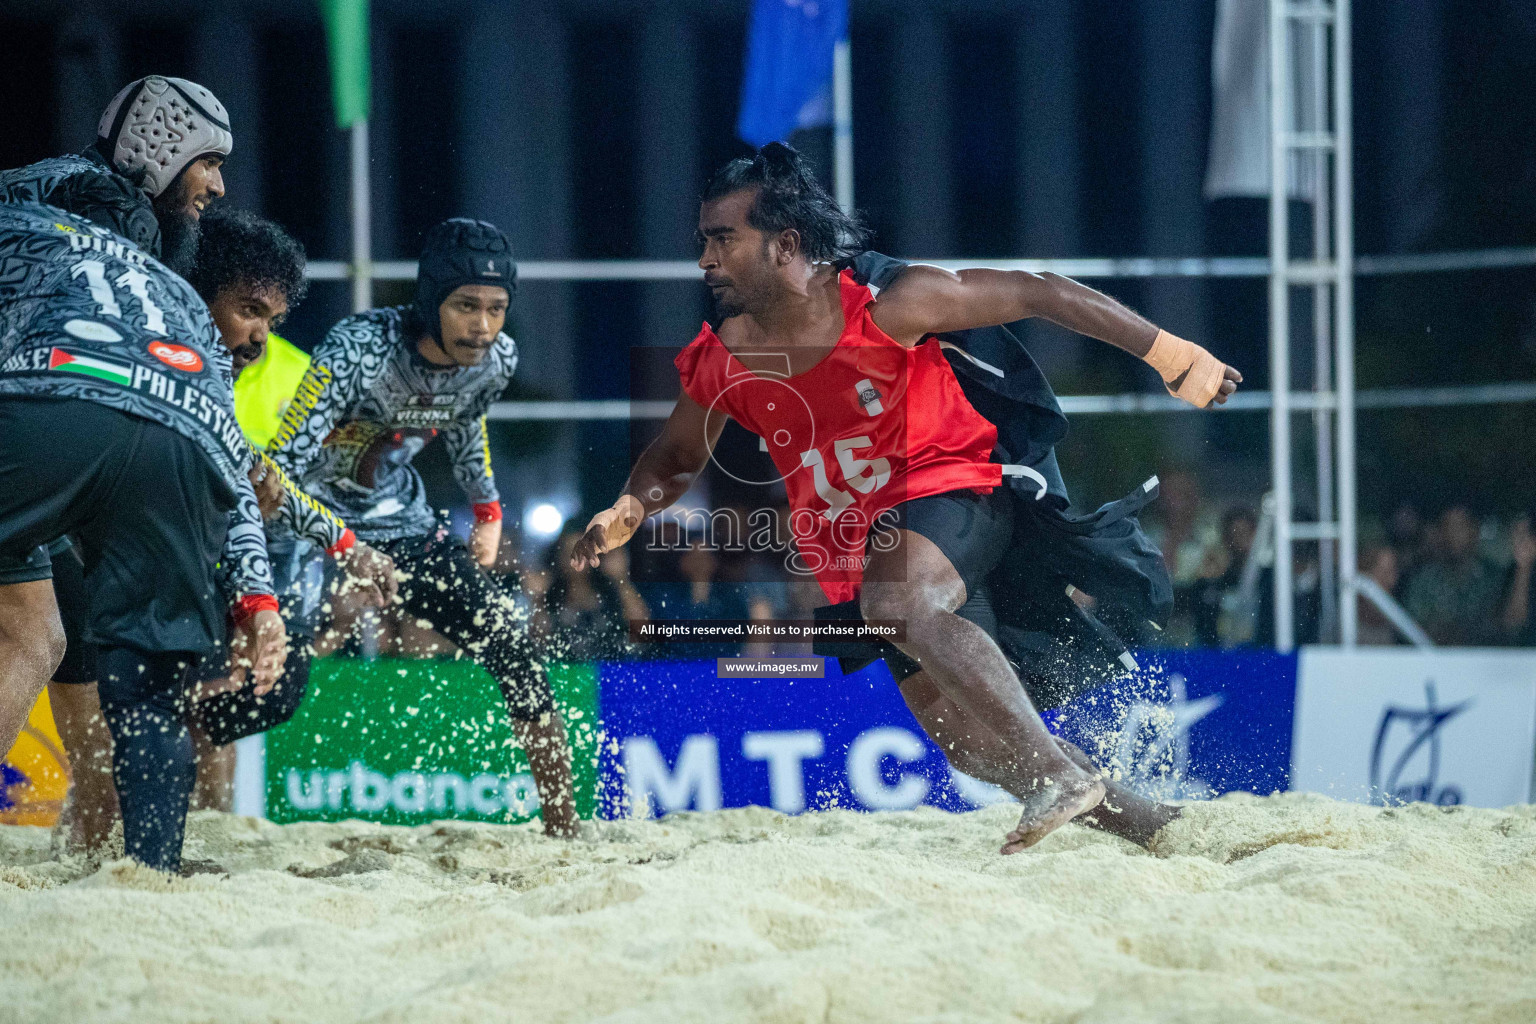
{"left": 0, "top": 151, "right": 161, "bottom": 255}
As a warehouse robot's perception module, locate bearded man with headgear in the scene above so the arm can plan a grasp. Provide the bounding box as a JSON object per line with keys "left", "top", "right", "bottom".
{"left": 0, "top": 77, "right": 288, "bottom": 874}
{"left": 0, "top": 74, "right": 232, "bottom": 276}
{"left": 0, "top": 195, "right": 286, "bottom": 873}
{"left": 266, "top": 218, "right": 579, "bottom": 839}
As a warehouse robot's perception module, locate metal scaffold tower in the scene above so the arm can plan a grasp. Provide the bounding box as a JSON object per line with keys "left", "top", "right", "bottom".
{"left": 1269, "top": 0, "right": 1356, "bottom": 649}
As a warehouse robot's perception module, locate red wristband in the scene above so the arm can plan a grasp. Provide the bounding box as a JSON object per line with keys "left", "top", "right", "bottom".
{"left": 232, "top": 593, "right": 279, "bottom": 625}
{"left": 473, "top": 501, "right": 503, "bottom": 524}
{"left": 326, "top": 527, "right": 356, "bottom": 558}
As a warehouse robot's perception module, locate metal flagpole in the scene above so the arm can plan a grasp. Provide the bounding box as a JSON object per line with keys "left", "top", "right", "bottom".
{"left": 348, "top": 115, "right": 378, "bottom": 651}
{"left": 1268, "top": 0, "right": 1294, "bottom": 651}
{"left": 350, "top": 117, "right": 372, "bottom": 313}
{"left": 1335, "top": 0, "right": 1359, "bottom": 645}
{"left": 832, "top": 36, "right": 854, "bottom": 212}
{"left": 1311, "top": 10, "right": 1338, "bottom": 641}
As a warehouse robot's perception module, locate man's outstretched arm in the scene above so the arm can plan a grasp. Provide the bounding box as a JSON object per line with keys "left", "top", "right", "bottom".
{"left": 569, "top": 393, "right": 727, "bottom": 570}
{"left": 869, "top": 265, "right": 1242, "bottom": 407}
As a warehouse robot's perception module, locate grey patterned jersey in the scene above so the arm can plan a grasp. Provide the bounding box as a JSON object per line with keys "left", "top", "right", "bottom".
{"left": 268, "top": 306, "right": 512, "bottom": 542}
{"left": 0, "top": 154, "right": 105, "bottom": 205}
{"left": 0, "top": 201, "right": 273, "bottom": 597}
{"left": 255, "top": 450, "right": 350, "bottom": 552}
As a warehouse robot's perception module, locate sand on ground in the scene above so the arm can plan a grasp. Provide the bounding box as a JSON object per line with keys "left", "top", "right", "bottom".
{"left": 3, "top": 793, "right": 1536, "bottom": 1024}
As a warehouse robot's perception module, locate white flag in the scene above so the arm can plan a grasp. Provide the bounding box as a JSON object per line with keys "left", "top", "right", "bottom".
{"left": 1204, "top": 0, "right": 1318, "bottom": 200}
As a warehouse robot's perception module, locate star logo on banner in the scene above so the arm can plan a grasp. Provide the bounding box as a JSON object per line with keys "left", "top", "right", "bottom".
{"left": 1111, "top": 672, "right": 1223, "bottom": 801}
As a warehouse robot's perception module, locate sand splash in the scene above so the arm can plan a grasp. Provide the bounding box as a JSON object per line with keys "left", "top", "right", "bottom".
{"left": 3, "top": 794, "right": 1536, "bottom": 1023}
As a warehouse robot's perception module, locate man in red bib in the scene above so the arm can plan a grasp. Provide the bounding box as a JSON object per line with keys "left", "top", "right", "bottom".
{"left": 573, "top": 143, "right": 1241, "bottom": 853}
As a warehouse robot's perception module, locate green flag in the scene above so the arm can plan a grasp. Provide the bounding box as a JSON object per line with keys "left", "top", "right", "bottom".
{"left": 319, "top": 0, "right": 370, "bottom": 128}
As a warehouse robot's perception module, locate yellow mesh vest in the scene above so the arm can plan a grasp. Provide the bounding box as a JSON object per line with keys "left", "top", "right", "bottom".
{"left": 233, "top": 333, "right": 312, "bottom": 449}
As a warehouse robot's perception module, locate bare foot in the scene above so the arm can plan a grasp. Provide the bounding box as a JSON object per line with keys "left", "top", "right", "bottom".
{"left": 540, "top": 804, "right": 582, "bottom": 840}
{"left": 178, "top": 858, "right": 229, "bottom": 877}
{"left": 1000, "top": 773, "right": 1106, "bottom": 855}
{"left": 51, "top": 802, "right": 112, "bottom": 860}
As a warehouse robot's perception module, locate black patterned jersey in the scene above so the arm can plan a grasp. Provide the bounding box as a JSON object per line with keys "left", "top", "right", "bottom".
{"left": 0, "top": 162, "right": 348, "bottom": 556}
{"left": 255, "top": 449, "right": 349, "bottom": 553}
{"left": 267, "top": 306, "right": 512, "bottom": 542}
{"left": 0, "top": 154, "right": 105, "bottom": 206}
{"left": 0, "top": 201, "right": 273, "bottom": 597}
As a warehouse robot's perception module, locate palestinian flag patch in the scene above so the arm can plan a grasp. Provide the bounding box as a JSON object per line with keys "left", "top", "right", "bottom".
{"left": 49, "top": 348, "right": 132, "bottom": 387}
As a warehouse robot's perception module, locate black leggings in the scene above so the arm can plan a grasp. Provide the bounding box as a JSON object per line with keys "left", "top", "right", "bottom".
{"left": 380, "top": 528, "right": 555, "bottom": 721}
{"left": 185, "top": 531, "right": 326, "bottom": 745}
{"left": 97, "top": 645, "right": 199, "bottom": 873}
{"left": 189, "top": 651, "right": 312, "bottom": 747}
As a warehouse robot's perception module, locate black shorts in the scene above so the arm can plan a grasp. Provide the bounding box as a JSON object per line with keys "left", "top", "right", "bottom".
{"left": 886, "top": 487, "right": 1016, "bottom": 601}
{"left": 50, "top": 538, "right": 99, "bottom": 683}
{"left": 0, "top": 542, "right": 51, "bottom": 585}
{"left": 815, "top": 488, "right": 1012, "bottom": 683}
{"left": 814, "top": 486, "right": 1133, "bottom": 710}
{"left": 0, "top": 398, "right": 235, "bottom": 657}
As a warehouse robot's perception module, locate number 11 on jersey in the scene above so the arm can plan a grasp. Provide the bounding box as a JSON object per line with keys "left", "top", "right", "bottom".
{"left": 70, "top": 258, "right": 166, "bottom": 333}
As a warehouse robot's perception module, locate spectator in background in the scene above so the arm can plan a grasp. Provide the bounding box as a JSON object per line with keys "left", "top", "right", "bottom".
{"left": 540, "top": 530, "right": 637, "bottom": 662}
{"left": 1145, "top": 469, "right": 1220, "bottom": 586}
{"left": 1356, "top": 544, "right": 1403, "bottom": 646}
{"left": 1184, "top": 502, "right": 1318, "bottom": 648}
{"left": 590, "top": 543, "right": 650, "bottom": 626}
{"left": 1387, "top": 503, "right": 1427, "bottom": 590}
{"left": 679, "top": 540, "right": 751, "bottom": 636}
{"left": 636, "top": 538, "right": 752, "bottom": 658}
{"left": 575, "top": 541, "right": 652, "bottom": 663}
{"left": 1254, "top": 541, "right": 1322, "bottom": 648}
{"left": 1192, "top": 506, "right": 1258, "bottom": 647}
{"left": 1143, "top": 469, "right": 1220, "bottom": 644}
{"left": 1403, "top": 506, "right": 1504, "bottom": 645}
{"left": 1416, "top": 513, "right": 1448, "bottom": 580}
{"left": 1500, "top": 513, "right": 1536, "bottom": 646}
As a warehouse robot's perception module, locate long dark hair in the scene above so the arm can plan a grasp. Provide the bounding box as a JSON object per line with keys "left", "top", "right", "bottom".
{"left": 702, "top": 142, "right": 870, "bottom": 262}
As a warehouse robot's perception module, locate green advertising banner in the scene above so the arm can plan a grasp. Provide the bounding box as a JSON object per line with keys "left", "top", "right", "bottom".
{"left": 264, "top": 657, "right": 600, "bottom": 826}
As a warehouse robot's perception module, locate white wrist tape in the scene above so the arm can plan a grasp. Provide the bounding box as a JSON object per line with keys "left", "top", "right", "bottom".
{"left": 613, "top": 493, "right": 646, "bottom": 526}
{"left": 1145, "top": 329, "right": 1226, "bottom": 408}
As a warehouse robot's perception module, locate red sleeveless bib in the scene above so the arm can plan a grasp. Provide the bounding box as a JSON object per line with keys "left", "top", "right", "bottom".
{"left": 675, "top": 270, "right": 1001, "bottom": 602}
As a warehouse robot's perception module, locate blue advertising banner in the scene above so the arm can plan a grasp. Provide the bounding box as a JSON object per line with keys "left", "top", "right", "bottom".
{"left": 595, "top": 658, "right": 1001, "bottom": 818}
{"left": 594, "top": 650, "right": 1299, "bottom": 818}
{"left": 1045, "top": 649, "right": 1297, "bottom": 801}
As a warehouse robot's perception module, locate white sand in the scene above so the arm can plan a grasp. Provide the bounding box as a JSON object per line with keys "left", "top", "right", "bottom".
{"left": 3, "top": 794, "right": 1536, "bottom": 1024}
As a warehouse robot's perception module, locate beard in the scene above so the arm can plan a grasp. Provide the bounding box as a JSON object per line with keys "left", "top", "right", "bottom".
{"left": 710, "top": 287, "right": 747, "bottom": 321}
{"left": 151, "top": 177, "right": 201, "bottom": 279}
{"left": 230, "top": 343, "right": 263, "bottom": 376}
{"left": 153, "top": 205, "right": 201, "bottom": 279}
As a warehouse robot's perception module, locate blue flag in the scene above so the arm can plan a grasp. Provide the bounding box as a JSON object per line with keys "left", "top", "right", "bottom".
{"left": 737, "top": 0, "right": 849, "bottom": 146}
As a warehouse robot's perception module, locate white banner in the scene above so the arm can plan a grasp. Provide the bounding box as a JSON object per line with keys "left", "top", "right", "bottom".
{"left": 1204, "top": 0, "right": 1317, "bottom": 200}
{"left": 1292, "top": 648, "right": 1536, "bottom": 807}
{"left": 232, "top": 733, "right": 266, "bottom": 819}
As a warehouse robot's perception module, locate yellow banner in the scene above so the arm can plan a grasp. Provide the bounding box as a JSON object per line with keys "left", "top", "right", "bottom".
{"left": 0, "top": 690, "right": 68, "bottom": 827}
